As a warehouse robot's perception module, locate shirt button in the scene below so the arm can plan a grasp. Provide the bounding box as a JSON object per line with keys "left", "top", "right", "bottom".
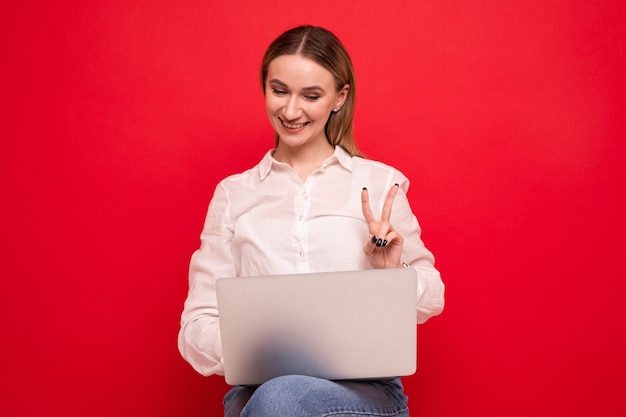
{"left": 298, "top": 215, "right": 303, "bottom": 221}
{"left": 299, "top": 252, "right": 304, "bottom": 257}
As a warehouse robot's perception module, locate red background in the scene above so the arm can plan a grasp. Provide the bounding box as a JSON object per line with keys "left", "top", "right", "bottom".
{"left": 2, "top": 1, "right": 625, "bottom": 416}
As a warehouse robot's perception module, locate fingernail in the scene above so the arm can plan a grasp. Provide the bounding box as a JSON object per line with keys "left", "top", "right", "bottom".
{"left": 371, "top": 235, "right": 377, "bottom": 244}
{"left": 394, "top": 183, "right": 399, "bottom": 187}
{"left": 382, "top": 240, "right": 388, "bottom": 247}
{"left": 376, "top": 238, "right": 383, "bottom": 247}
{"left": 362, "top": 187, "right": 368, "bottom": 191}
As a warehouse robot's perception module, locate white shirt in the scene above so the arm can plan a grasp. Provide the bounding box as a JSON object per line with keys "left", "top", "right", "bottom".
{"left": 178, "top": 146, "right": 445, "bottom": 376}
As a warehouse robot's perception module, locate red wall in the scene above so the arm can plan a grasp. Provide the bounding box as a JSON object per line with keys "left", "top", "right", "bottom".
{"left": 2, "top": 1, "right": 625, "bottom": 416}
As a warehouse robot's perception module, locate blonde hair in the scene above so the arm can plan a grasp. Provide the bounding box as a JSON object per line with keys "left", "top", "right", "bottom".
{"left": 260, "top": 25, "right": 363, "bottom": 157}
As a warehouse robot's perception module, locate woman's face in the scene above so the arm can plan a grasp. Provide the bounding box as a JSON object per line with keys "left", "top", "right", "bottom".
{"left": 265, "top": 54, "right": 348, "bottom": 150}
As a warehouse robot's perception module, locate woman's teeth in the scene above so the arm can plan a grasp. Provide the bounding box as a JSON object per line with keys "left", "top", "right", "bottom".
{"left": 282, "top": 120, "right": 306, "bottom": 129}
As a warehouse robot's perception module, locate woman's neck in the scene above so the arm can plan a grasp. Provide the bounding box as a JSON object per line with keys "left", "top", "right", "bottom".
{"left": 273, "top": 140, "right": 335, "bottom": 182}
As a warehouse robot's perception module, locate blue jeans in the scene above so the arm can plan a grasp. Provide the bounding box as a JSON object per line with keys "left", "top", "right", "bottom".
{"left": 223, "top": 375, "right": 409, "bottom": 417}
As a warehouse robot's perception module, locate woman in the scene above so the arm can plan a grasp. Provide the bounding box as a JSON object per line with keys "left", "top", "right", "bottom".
{"left": 178, "top": 25, "right": 445, "bottom": 416}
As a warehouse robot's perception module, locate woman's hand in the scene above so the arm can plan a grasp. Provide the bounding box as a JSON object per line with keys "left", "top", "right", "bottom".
{"left": 361, "top": 184, "right": 404, "bottom": 269}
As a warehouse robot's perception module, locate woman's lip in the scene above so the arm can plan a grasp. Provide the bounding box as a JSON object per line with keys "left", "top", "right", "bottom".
{"left": 279, "top": 118, "right": 308, "bottom": 130}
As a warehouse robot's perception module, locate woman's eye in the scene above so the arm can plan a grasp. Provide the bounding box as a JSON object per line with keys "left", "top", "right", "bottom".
{"left": 271, "top": 88, "right": 287, "bottom": 96}
{"left": 305, "top": 95, "right": 320, "bottom": 101}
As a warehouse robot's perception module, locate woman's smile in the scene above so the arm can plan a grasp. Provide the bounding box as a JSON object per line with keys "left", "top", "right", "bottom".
{"left": 279, "top": 118, "right": 309, "bottom": 130}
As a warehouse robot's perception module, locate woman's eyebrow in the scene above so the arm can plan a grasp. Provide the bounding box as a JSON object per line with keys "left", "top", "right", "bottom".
{"left": 268, "top": 79, "right": 325, "bottom": 93}
{"left": 302, "top": 86, "right": 325, "bottom": 93}
{"left": 269, "top": 78, "right": 288, "bottom": 88}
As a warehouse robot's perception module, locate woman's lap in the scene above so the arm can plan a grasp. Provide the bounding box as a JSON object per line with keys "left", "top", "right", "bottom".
{"left": 224, "top": 375, "right": 409, "bottom": 417}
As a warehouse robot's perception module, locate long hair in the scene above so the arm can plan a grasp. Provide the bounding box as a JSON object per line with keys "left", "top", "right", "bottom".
{"left": 260, "top": 25, "right": 363, "bottom": 157}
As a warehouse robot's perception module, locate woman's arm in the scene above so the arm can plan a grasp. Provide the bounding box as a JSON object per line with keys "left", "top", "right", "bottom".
{"left": 178, "top": 182, "right": 237, "bottom": 376}
{"left": 362, "top": 175, "right": 445, "bottom": 324}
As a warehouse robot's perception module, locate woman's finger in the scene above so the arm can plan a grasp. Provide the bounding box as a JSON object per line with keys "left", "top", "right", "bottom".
{"left": 371, "top": 223, "right": 396, "bottom": 247}
{"left": 370, "top": 185, "right": 399, "bottom": 242}
{"left": 361, "top": 187, "right": 375, "bottom": 224}
{"left": 380, "top": 184, "right": 400, "bottom": 223}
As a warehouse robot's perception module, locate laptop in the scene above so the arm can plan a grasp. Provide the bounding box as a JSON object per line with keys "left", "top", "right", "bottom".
{"left": 216, "top": 268, "right": 418, "bottom": 385}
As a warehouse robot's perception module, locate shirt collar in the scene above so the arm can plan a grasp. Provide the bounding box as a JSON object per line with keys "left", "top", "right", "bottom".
{"left": 332, "top": 145, "right": 354, "bottom": 172}
{"left": 258, "top": 149, "right": 275, "bottom": 180}
{"left": 258, "top": 146, "right": 354, "bottom": 181}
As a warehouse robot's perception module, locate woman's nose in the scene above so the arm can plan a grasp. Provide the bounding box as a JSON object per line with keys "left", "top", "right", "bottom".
{"left": 282, "top": 97, "right": 302, "bottom": 120}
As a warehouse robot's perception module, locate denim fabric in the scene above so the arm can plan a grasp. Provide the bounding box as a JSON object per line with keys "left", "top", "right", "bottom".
{"left": 223, "top": 375, "right": 409, "bottom": 417}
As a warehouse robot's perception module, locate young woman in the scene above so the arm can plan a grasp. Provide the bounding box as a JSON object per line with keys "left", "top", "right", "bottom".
{"left": 178, "top": 25, "right": 445, "bottom": 417}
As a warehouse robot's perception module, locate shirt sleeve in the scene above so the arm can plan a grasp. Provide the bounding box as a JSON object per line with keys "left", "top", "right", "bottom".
{"left": 392, "top": 176, "right": 445, "bottom": 324}
{"left": 177, "top": 182, "right": 236, "bottom": 376}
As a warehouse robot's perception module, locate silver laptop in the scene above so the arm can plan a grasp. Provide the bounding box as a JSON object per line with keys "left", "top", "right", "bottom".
{"left": 216, "top": 268, "right": 418, "bottom": 386}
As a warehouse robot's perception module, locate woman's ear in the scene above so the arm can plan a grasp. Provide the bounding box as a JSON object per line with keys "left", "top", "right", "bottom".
{"left": 336, "top": 84, "right": 350, "bottom": 108}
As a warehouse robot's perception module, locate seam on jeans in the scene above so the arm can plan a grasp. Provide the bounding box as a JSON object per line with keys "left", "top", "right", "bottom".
{"left": 320, "top": 406, "right": 409, "bottom": 417}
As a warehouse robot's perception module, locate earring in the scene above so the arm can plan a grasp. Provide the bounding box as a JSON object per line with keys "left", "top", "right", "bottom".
{"left": 332, "top": 107, "right": 340, "bottom": 113}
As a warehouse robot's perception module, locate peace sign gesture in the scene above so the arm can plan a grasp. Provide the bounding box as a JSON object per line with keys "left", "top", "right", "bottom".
{"left": 361, "top": 184, "right": 404, "bottom": 269}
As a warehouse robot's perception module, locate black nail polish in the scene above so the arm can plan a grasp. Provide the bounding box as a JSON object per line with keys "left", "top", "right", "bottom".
{"left": 362, "top": 187, "right": 368, "bottom": 191}
{"left": 394, "top": 183, "right": 399, "bottom": 187}
{"left": 382, "top": 240, "right": 388, "bottom": 247}
{"left": 371, "top": 235, "right": 377, "bottom": 244}
{"left": 376, "top": 238, "right": 383, "bottom": 247}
